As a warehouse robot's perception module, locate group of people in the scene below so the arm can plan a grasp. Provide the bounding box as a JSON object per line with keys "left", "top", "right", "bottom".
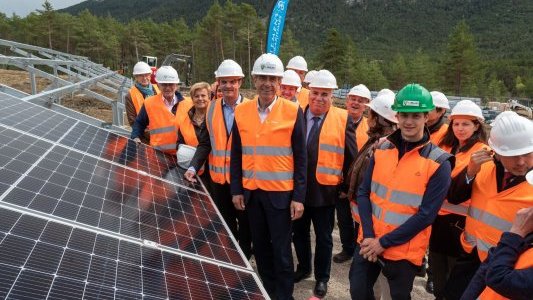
{"left": 126, "top": 53, "right": 533, "bottom": 300}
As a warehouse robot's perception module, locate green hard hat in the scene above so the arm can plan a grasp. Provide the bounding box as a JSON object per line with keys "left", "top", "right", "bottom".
{"left": 392, "top": 83, "right": 435, "bottom": 112}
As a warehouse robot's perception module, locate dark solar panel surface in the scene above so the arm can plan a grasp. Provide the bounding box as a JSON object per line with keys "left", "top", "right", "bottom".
{"left": 0, "top": 95, "right": 267, "bottom": 298}
{"left": 0, "top": 207, "right": 266, "bottom": 300}
{"left": 0, "top": 131, "right": 246, "bottom": 268}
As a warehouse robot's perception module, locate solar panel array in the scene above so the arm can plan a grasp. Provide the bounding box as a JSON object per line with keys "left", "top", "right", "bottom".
{"left": 0, "top": 95, "right": 268, "bottom": 299}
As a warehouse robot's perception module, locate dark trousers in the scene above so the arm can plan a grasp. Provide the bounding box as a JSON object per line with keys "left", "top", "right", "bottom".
{"left": 246, "top": 189, "right": 294, "bottom": 300}
{"left": 293, "top": 205, "right": 335, "bottom": 282}
{"left": 349, "top": 247, "right": 418, "bottom": 300}
{"left": 428, "top": 251, "right": 458, "bottom": 299}
{"left": 443, "top": 250, "right": 481, "bottom": 300}
{"left": 335, "top": 196, "right": 356, "bottom": 255}
{"left": 211, "top": 182, "right": 252, "bottom": 258}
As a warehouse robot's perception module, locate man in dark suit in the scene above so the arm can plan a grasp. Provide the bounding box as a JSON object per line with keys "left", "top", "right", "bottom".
{"left": 230, "top": 53, "right": 307, "bottom": 300}
{"left": 293, "top": 70, "right": 357, "bottom": 298}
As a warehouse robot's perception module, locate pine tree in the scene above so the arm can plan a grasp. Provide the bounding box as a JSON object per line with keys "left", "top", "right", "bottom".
{"left": 442, "top": 20, "right": 480, "bottom": 96}
{"left": 315, "top": 28, "right": 347, "bottom": 80}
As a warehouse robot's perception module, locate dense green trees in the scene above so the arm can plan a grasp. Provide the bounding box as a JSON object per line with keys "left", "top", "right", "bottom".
{"left": 1, "top": 1, "right": 532, "bottom": 101}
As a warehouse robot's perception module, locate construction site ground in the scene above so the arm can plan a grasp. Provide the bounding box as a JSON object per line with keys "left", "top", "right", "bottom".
{"left": 0, "top": 69, "right": 432, "bottom": 299}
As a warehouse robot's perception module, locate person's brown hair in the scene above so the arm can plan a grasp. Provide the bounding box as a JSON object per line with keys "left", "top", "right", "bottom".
{"left": 439, "top": 118, "right": 487, "bottom": 151}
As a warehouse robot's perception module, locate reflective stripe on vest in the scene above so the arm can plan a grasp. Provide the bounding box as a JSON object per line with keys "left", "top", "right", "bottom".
{"left": 143, "top": 94, "right": 179, "bottom": 154}
{"left": 362, "top": 141, "right": 449, "bottom": 266}
{"left": 355, "top": 116, "right": 369, "bottom": 151}
{"left": 315, "top": 107, "right": 348, "bottom": 185}
{"left": 478, "top": 247, "right": 533, "bottom": 299}
{"left": 176, "top": 106, "right": 202, "bottom": 175}
{"left": 350, "top": 201, "right": 360, "bottom": 223}
{"left": 465, "top": 161, "right": 533, "bottom": 261}
{"left": 234, "top": 97, "right": 298, "bottom": 191}
{"left": 206, "top": 99, "right": 231, "bottom": 184}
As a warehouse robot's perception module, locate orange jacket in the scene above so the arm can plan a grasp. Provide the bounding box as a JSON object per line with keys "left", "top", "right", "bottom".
{"left": 205, "top": 97, "right": 249, "bottom": 184}
{"left": 461, "top": 162, "right": 533, "bottom": 260}
{"left": 438, "top": 142, "right": 488, "bottom": 216}
{"left": 297, "top": 87, "right": 309, "bottom": 109}
{"left": 315, "top": 106, "right": 348, "bottom": 185}
{"left": 359, "top": 141, "right": 448, "bottom": 265}
{"left": 478, "top": 248, "right": 533, "bottom": 299}
{"left": 356, "top": 116, "right": 369, "bottom": 151}
{"left": 430, "top": 123, "right": 448, "bottom": 145}
{"left": 129, "top": 84, "right": 161, "bottom": 114}
{"left": 234, "top": 97, "right": 298, "bottom": 191}
{"left": 143, "top": 94, "right": 180, "bottom": 153}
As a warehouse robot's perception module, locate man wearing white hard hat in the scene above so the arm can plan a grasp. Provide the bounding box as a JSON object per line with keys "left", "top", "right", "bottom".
{"left": 346, "top": 84, "right": 372, "bottom": 151}
{"left": 280, "top": 70, "right": 301, "bottom": 101}
{"left": 131, "top": 66, "right": 189, "bottom": 153}
{"left": 332, "top": 83, "right": 372, "bottom": 265}
{"left": 428, "top": 91, "right": 451, "bottom": 145}
{"left": 445, "top": 113, "right": 533, "bottom": 299}
{"left": 184, "top": 59, "right": 252, "bottom": 259}
{"left": 231, "top": 53, "right": 307, "bottom": 300}
{"left": 292, "top": 69, "right": 356, "bottom": 298}
{"left": 286, "top": 56, "right": 311, "bottom": 109}
{"left": 126, "top": 61, "right": 161, "bottom": 142}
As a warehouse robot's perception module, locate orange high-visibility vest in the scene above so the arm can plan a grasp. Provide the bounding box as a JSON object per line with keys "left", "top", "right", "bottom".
{"left": 478, "top": 247, "right": 533, "bottom": 299}
{"left": 144, "top": 94, "right": 180, "bottom": 154}
{"left": 461, "top": 162, "right": 533, "bottom": 260}
{"left": 316, "top": 106, "right": 348, "bottom": 185}
{"left": 234, "top": 97, "right": 298, "bottom": 191}
{"left": 430, "top": 123, "right": 448, "bottom": 145}
{"left": 129, "top": 84, "right": 160, "bottom": 114}
{"left": 205, "top": 97, "right": 249, "bottom": 184}
{"left": 356, "top": 116, "right": 369, "bottom": 151}
{"left": 438, "top": 142, "right": 488, "bottom": 216}
{"left": 358, "top": 141, "right": 450, "bottom": 266}
{"left": 297, "top": 87, "right": 309, "bottom": 109}
{"left": 176, "top": 106, "right": 204, "bottom": 175}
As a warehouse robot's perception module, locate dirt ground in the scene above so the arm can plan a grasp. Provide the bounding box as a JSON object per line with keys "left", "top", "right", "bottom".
{"left": 1, "top": 68, "right": 432, "bottom": 299}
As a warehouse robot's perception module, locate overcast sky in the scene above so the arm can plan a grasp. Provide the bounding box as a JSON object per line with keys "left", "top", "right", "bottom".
{"left": 0, "top": 0, "right": 84, "bottom": 17}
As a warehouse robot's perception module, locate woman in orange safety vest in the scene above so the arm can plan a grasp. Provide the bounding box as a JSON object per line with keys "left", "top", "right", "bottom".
{"left": 428, "top": 100, "right": 488, "bottom": 299}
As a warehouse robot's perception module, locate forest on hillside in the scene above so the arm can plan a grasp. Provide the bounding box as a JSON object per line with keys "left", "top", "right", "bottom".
{"left": 1, "top": 0, "right": 532, "bottom": 101}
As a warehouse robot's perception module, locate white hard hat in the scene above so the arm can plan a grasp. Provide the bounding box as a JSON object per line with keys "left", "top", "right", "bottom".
{"left": 177, "top": 144, "right": 196, "bottom": 169}
{"left": 303, "top": 70, "right": 318, "bottom": 83}
{"left": 526, "top": 169, "right": 533, "bottom": 185}
{"left": 286, "top": 56, "right": 308, "bottom": 72}
{"left": 155, "top": 66, "right": 180, "bottom": 84}
{"left": 348, "top": 84, "right": 371, "bottom": 100}
{"left": 132, "top": 61, "right": 152, "bottom": 75}
{"left": 450, "top": 100, "right": 484, "bottom": 121}
{"left": 215, "top": 59, "right": 244, "bottom": 78}
{"left": 309, "top": 69, "right": 338, "bottom": 89}
{"left": 377, "top": 88, "right": 395, "bottom": 98}
{"left": 490, "top": 111, "right": 518, "bottom": 127}
{"left": 366, "top": 92, "right": 398, "bottom": 124}
{"left": 281, "top": 70, "right": 302, "bottom": 88}
{"left": 489, "top": 114, "right": 533, "bottom": 156}
{"left": 251, "top": 53, "right": 284, "bottom": 77}
{"left": 430, "top": 91, "right": 450, "bottom": 109}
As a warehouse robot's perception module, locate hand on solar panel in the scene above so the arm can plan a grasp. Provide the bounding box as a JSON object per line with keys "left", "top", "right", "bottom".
{"left": 184, "top": 169, "right": 197, "bottom": 182}
{"left": 232, "top": 194, "right": 245, "bottom": 210}
{"left": 133, "top": 137, "right": 142, "bottom": 144}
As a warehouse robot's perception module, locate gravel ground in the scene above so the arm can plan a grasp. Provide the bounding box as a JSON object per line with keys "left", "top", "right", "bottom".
{"left": 251, "top": 224, "right": 433, "bottom": 300}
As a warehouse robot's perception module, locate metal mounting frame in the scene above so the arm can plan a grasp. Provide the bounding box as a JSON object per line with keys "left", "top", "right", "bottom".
{"left": 0, "top": 38, "right": 132, "bottom": 135}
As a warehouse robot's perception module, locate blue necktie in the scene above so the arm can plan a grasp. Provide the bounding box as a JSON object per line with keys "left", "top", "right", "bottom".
{"left": 307, "top": 116, "right": 320, "bottom": 147}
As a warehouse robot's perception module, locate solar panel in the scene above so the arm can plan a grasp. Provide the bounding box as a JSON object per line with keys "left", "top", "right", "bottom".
{"left": 0, "top": 94, "right": 268, "bottom": 299}
{"left": 0, "top": 207, "right": 266, "bottom": 299}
